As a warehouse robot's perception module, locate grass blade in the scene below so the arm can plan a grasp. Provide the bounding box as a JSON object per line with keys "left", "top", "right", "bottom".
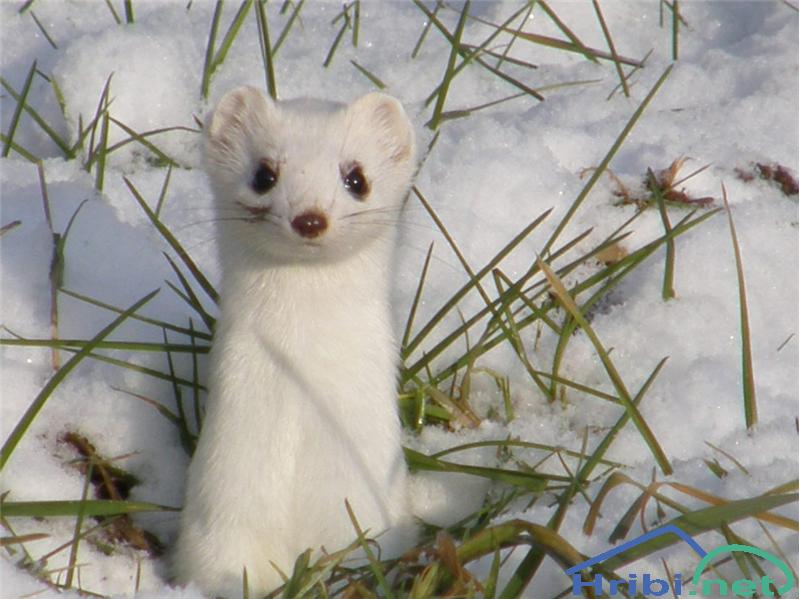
{"left": 212, "top": 0, "right": 254, "bottom": 73}
{"left": 591, "top": 0, "right": 629, "bottom": 96}
{"left": 405, "top": 447, "right": 559, "bottom": 491}
{"left": 410, "top": 0, "right": 440, "bottom": 59}
{"left": 0, "top": 134, "right": 39, "bottom": 162}
{"left": 124, "top": 177, "right": 219, "bottom": 304}
{"left": 722, "top": 185, "right": 757, "bottom": 429}
{"left": 201, "top": 0, "right": 224, "bottom": 99}
{"left": 650, "top": 168, "right": 676, "bottom": 299}
{"left": 401, "top": 242, "right": 434, "bottom": 351}
{"left": 272, "top": 0, "right": 305, "bottom": 57}
{"left": 344, "top": 500, "right": 395, "bottom": 599}
{"left": 64, "top": 462, "right": 93, "bottom": 588}
{"left": 538, "top": 0, "right": 598, "bottom": 64}
{"left": 255, "top": 0, "right": 278, "bottom": 100}
{"left": 59, "top": 287, "right": 211, "bottom": 340}
{"left": 94, "top": 111, "right": 110, "bottom": 191}
{"left": 427, "top": 0, "right": 470, "bottom": 130}
{"left": 350, "top": 60, "right": 386, "bottom": 89}
{"left": 323, "top": 10, "right": 350, "bottom": 68}
{"left": 2, "top": 60, "right": 36, "bottom": 158}
{"left": 1, "top": 499, "right": 177, "bottom": 517}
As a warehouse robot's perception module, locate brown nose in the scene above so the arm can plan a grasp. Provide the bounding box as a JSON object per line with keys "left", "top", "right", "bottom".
{"left": 291, "top": 211, "right": 328, "bottom": 239}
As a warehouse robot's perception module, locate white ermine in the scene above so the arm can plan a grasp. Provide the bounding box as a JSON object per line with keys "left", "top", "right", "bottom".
{"left": 172, "top": 87, "right": 417, "bottom": 598}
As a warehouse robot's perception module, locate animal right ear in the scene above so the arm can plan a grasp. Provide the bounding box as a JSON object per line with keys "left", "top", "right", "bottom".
{"left": 206, "top": 86, "right": 273, "bottom": 147}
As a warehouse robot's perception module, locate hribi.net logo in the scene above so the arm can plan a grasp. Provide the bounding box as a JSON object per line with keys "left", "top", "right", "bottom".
{"left": 565, "top": 525, "right": 796, "bottom": 597}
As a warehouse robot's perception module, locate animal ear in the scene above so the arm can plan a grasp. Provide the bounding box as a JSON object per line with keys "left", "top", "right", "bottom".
{"left": 348, "top": 93, "right": 416, "bottom": 164}
{"left": 206, "top": 86, "right": 273, "bottom": 147}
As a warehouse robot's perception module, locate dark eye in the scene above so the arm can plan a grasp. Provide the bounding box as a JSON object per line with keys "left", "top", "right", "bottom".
{"left": 342, "top": 164, "right": 369, "bottom": 199}
{"left": 251, "top": 161, "right": 277, "bottom": 194}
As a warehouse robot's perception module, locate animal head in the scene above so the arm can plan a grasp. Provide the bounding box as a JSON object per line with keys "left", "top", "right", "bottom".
{"left": 205, "top": 86, "right": 416, "bottom": 263}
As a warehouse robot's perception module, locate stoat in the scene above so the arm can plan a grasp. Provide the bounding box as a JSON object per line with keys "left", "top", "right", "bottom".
{"left": 172, "top": 87, "right": 418, "bottom": 598}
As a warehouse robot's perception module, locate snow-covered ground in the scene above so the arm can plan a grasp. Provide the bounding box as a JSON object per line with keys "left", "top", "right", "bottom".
{"left": 1, "top": 1, "right": 797, "bottom": 598}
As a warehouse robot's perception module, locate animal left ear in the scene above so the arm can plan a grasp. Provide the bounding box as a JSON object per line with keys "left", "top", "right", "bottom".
{"left": 348, "top": 93, "right": 416, "bottom": 165}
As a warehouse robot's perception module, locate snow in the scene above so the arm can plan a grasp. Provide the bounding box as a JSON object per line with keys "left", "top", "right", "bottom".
{"left": 1, "top": 1, "right": 797, "bottom": 598}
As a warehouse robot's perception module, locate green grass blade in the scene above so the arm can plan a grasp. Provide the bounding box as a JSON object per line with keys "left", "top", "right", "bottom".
{"left": 104, "top": 0, "right": 122, "bottom": 24}
{"left": 124, "top": 176, "right": 219, "bottom": 304}
{"left": 431, "top": 439, "right": 622, "bottom": 469}
{"left": 2, "top": 60, "right": 36, "bottom": 158}
{"left": 591, "top": 0, "right": 629, "bottom": 96}
{"left": 83, "top": 74, "right": 114, "bottom": 168}
{"left": 155, "top": 164, "right": 173, "bottom": 218}
{"left": 201, "top": 0, "right": 224, "bottom": 99}
{"left": 410, "top": 0, "right": 440, "bottom": 59}
{"left": 578, "top": 357, "right": 669, "bottom": 482}
{"left": 94, "top": 111, "right": 110, "bottom": 191}
{"left": 212, "top": 0, "right": 254, "bottom": 72}
{"left": 537, "top": 0, "right": 599, "bottom": 64}
{"left": 401, "top": 242, "right": 434, "bottom": 351}
{"left": 323, "top": 13, "right": 349, "bottom": 68}
{"left": 0, "top": 337, "right": 207, "bottom": 354}
{"left": 0, "top": 220, "right": 22, "bottom": 236}
{"left": 351, "top": 0, "right": 360, "bottom": 47}
{"left": 672, "top": 0, "right": 680, "bottom": 60}
{"left": 404, "top": 447, "right": 559, "bottom": 491}
{"left": 649, "top": 169, "right": 676, "bottom": 299}
{"left": 163, "top": 252, "right": 216, "bottom": 330}
{"left": 64, "top": 462, "right": 92, "bottom": 588}
{"left": 104, "top": 117, "right": 185, "bottom": 167}
{"left": 99, "top": 122, "right": 197, "bottom": 161}
{"left": 272, "top": 0, "right": 305, "bottom": 57}
{"left": 344, "top": 501, "right": 395, "bottom": 599}
{"left": 350, "top": 60, "right": 386, "bottom": 89}
{"left": 59, "top": 287, "right": 212, "bottom": 340}
{"left": 254, "top": 0, "right": 278, "bottom": 100}
{"left": 493, "top": 1, "right": 535, "bottom": 70}
{"left": 722, "top": 185, "right": 757, "bottom": 429}
{"left": 426, "top": 0, "right": 470, "bottom": 130}
{"left": 0, "top": 289, "right": 159, "bottom": 470}
{"left": 0, "top": 134, "right": 39, "bottom": 162}
{"left": 1, "top": 499, "right": 178, "bottom": 518}
{"left": 124, "top": 0, "right": 134, "bottom": 23}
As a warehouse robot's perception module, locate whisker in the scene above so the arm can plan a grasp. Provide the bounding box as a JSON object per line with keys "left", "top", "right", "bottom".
{"left": 342, "top": 219, "right": 437, "bottom": 232}
{"left": 175, "top": 216, "right": 281, "bottom": 233}
{"left": 340, "top": 206, "right": 408, "bottom": 219}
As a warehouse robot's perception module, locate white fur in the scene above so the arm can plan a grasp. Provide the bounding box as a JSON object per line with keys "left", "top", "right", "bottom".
{"left": 172, "top": 88, "right": 417, "bottom": 598}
